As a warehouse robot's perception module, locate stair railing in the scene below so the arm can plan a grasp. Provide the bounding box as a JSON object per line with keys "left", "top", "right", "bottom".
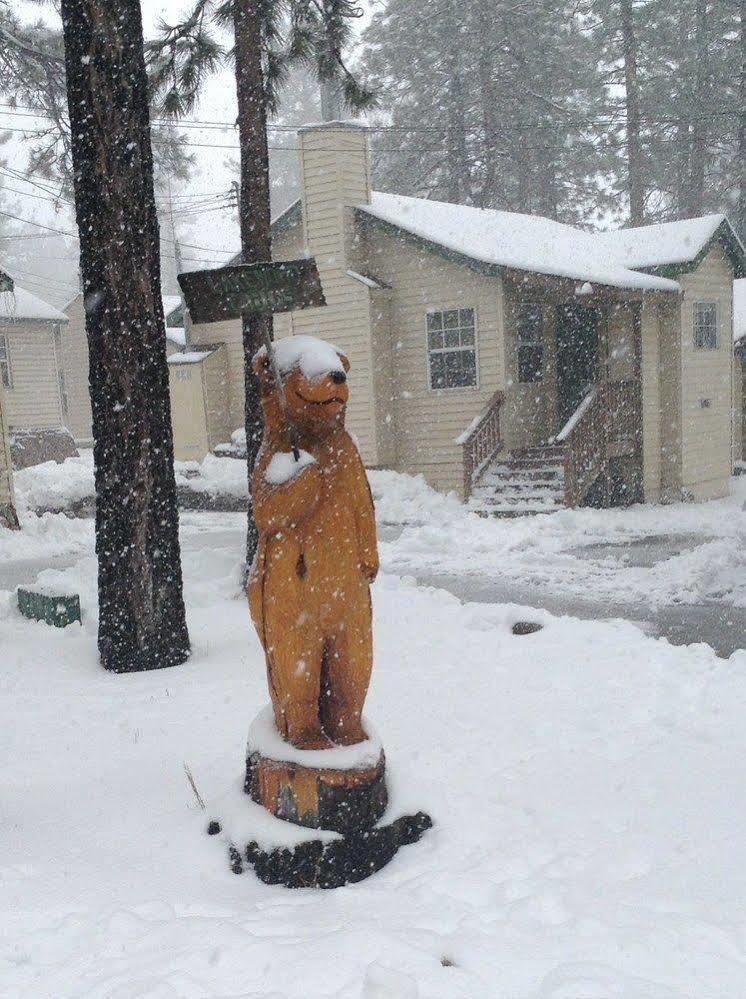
{"left": 457, "top": 390, "right": 504, "bottom": 500}
{"left": 557, "top": 385, "right": 607, "bottom": 507}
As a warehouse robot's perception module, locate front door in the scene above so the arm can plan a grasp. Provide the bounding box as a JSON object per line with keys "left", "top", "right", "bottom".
{"left": 556, "top": 304, "right": 600, "bottom": 428}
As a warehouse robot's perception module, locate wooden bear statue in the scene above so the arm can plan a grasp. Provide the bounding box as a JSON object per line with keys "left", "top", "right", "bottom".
{"left": 247, "top": 335, "right": 379, "bottom": 751}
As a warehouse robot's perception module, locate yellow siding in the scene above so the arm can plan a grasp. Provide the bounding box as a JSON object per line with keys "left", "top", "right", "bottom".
{"left": 640, "top": 300, "right": 661, "bottom": 502}
{"left": 362, "top": 227, "right": 503, "bottom": 494}
{"left": 59, "top": 294, "right": 93, "bottom": 441}
{"left": 733, "top": 355, "right": 743, "bottom": 464}
{"left": 1, "top": 322, "right": 65, "bottom": 430}
{"left": 659, "top": 298, "right": 682, "bottom": 500}
{"left": 168, "top": 361, "right": 209, "bottom": 462}
{"left": 202, "top": 346, "right": 231, "bottom": 449}
{"left": 189, "top": 318, "right": 243, "bottom": 434}
{"left": 678, "top": 246, "right": 734, "bottom": 500}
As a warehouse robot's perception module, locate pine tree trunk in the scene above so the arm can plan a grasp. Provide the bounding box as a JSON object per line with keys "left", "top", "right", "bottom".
{"left": 233, "top": 0, "right": 273, "bottom": 568}
{"left": 738, "top": 0, "right": 746, "bottom": 239}
{"left": 443, "top": 0, "right": 472, "bottom": 204}
{"left": 619, "top": 0, "right": 645, "bottom": 225}
{"left": 475, "top": 2, "right": 500, "bottom": 208}
{"left": 60, "top": 0, "right": 190, "bottom": 672}
{"left": 688, "top": 0, "right": 709, "bottom": 216}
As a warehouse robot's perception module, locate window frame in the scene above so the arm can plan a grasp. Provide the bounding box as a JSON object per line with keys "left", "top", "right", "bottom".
{"left": 693, "top": 300, "right": 718, "bottom": 351}
{"left": 515, "top": 301, "right": 544, "bottom": 383}
{"left": 0, "top": 330, "right": 12, "bottom": 390}
{"left": 425, "top": 306, "right": 479, "bottom": 392}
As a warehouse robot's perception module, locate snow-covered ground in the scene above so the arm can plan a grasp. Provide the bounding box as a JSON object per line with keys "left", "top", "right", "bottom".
{"left": 3, "top": 471, "right": 746, "bottom": 996}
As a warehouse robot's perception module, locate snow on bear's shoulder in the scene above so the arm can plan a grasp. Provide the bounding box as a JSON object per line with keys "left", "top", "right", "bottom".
{"left": 255, "top": 335, "right": 345, "bottom": 380}
{"left": 264, "top": 449, "right": 316, "bottom": 486}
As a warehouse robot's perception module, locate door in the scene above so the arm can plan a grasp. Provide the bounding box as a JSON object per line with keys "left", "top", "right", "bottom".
{"left": 556, "top": 304, "right": 600, "bottom": 428}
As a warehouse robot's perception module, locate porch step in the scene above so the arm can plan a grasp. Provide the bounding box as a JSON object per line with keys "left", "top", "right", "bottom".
{"left": 469, "top": 445, "right": 567, "bottom": 517}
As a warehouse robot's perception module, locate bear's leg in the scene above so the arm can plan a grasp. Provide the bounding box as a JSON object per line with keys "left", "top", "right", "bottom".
{"left": 321, "top": 596, "right": 373, "bottom": 745}
{"left": 266, "top": 615, "right": 328, "bottom": 749}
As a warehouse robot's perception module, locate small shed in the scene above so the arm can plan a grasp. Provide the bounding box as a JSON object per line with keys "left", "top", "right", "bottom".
{"left": 167, "top": 343, "right": 230, "bottom": 462}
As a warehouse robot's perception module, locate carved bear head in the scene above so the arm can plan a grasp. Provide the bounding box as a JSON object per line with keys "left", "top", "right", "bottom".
{"left": 253, "top": 335, "right": 350, "bottom": 441}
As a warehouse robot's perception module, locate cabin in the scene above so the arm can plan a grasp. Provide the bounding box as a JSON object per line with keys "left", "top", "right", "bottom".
{"left": 0, "top": 272, "right": 72, "bottom": 466}
{"left": 176, "top": 121, "right": 744, "bottom": 511}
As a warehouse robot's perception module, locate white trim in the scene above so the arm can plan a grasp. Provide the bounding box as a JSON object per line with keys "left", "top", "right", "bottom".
{"left": 425, "top": 305, "right": 480, "bottom": 392}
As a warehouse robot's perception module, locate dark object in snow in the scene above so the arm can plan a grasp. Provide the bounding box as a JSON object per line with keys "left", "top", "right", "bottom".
{"left": 10, "top": 428, "right": 79, "bottom": 470}
{"left": 17, "top": 588, "right": 81, "bottom": 629}
{"left": 245, "top": 749, "right": 388, "bottom": 836}
{"left": 206, "top": 820, "right": 221, "bottom": 836}
{"left": 177, "top": 259, "right": 325, "bottom": 325}
{"left": 512, "top": 621, "right": 544, "bottom": 636}
{"left": 60, "top": 0, "right": 190, "bottom": 674}
{"left": 235, "top": 812, "right": 433, "bottom": 889}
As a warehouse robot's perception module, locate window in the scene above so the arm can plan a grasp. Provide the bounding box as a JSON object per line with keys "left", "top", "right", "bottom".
{"left": 427, "top": 308, "right": 477, "bottom": 389}
{"left": 694, "top": 302, "right": 718, "bottom": 350}
{"left": 0, "top": 332, "right": 11, "bottom": 389}
{"left": 516, "top": 303, "right": 543, "bottom": 382}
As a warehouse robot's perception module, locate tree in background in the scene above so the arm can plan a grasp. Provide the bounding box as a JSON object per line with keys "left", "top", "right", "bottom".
{"left": 60, "top": 0, "right": 190, "bottom": 672}
{"left": 358, "top": 0, "right": 608, "bottom": 225}
{"left": 149, "top": 0, "right": 374, "bottom": 563}
{"left": 359, "top": 0, "right": 746, "bottom": 235}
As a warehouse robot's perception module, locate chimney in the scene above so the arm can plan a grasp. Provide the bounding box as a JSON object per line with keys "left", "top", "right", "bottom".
{"left": 297, "top": 121, "right": 371, "bottom": 282}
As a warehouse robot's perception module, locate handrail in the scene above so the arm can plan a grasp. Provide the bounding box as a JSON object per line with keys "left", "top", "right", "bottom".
{"left": 458, "top": 390, "right": 504, "bottom": 500}
{"left": 563, "top": 384, "right": 607, "bottom": 507}
{"left": 556, "top": 388, "right": 597, "bottom": 443}
{"left": 561, "top": 378, "right": 641, "bottom": 506}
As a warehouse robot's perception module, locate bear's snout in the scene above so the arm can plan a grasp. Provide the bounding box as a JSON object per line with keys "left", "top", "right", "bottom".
{"left": 330, "top": 370, "right": 346, "bottom": 385}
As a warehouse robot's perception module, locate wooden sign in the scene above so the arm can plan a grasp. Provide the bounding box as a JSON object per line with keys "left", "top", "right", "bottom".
{"left": 177, "top": 258, "right": 326, "bottom": 325}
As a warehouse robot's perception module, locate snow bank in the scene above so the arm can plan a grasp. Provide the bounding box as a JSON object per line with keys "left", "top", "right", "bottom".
{"left": 368, "top": 468, "right": 463, "bottom": 525}
{"left": 174, "top": 453, "right": 248, "bottom": 499}
{"left": 4, "top": 541, "right": 746, "bottom": 996}
{"left": 13, "top": 451, "right": 94, "bottom": 513}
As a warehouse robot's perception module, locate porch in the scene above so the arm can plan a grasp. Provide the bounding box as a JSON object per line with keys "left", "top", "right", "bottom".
{"left": 462, "top": 291, "right": 650, "bottom": 513}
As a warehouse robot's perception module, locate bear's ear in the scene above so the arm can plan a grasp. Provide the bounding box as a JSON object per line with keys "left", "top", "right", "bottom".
{"left": 337, "top": 352, "right": 350, "bottom": 373}
{"left": 252, "top": 349, "right": 273, "bottom": 388}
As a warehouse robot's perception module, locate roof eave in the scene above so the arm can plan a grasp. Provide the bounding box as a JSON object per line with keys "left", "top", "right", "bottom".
{"left": 355, "top": 209, "right": 504, "bottom": 279}
{"left": 638, "top": 218, "right": 746, "bottom": 280}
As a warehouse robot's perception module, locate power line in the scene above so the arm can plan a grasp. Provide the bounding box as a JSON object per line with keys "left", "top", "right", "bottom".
{"left": 0, "top": 208, "right": 77, "bottom": 239}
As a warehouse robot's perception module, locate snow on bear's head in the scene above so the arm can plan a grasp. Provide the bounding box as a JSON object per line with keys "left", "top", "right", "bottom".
{"left": 253, "top": 335, "right": 350, "bottom": 439}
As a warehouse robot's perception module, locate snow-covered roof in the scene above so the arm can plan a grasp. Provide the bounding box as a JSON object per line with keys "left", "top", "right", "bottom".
{"left": 0, "top": 283, "right": 68, "bottom": 322}
{"left": 735, "top": 279, "right": 746, "bottom": 343}
{"left": 166, "top": 326, "right": 187, "bottom": 348}
{"left": 592, "top": 214, "right": 729, "bottom": 270}
{"left": 167, "top": 350, "right": 213, "bottom": 365}
{"left": 358, "top": 193, "right": 683, "bottom": 292}
{"left": 162, "top": 295, "right": 183, "bottom": 319}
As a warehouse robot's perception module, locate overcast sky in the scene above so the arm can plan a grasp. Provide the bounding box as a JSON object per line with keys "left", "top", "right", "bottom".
{"left": 2, "top": 1, "right": 376, "bottom": 305}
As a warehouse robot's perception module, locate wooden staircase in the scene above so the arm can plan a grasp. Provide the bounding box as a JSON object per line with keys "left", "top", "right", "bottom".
{"left": 459, "top": 378, "right": 641, "bottom": 517}
{"left": 469, "top": 445, "right": 566, "bottom": 517}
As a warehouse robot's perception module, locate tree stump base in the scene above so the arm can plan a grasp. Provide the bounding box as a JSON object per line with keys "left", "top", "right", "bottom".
{"left": 236, "top": 811, "right": 433, "bottom": 889}
{"left": 245, "top": 751, "right": 388, "bottom": 835}
{"left": 215, "top": 707, "right": 432, "bottom": 887}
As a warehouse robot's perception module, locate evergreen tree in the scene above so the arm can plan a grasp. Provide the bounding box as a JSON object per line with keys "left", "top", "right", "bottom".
{"left": 358, "top": 0, "right": 608, "bottom": 225}
{"left": 60, "top": 0, "right": 190, "bottom": 672}
{"left": 149, "top": 0, "right": 374, "bottom": 564}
